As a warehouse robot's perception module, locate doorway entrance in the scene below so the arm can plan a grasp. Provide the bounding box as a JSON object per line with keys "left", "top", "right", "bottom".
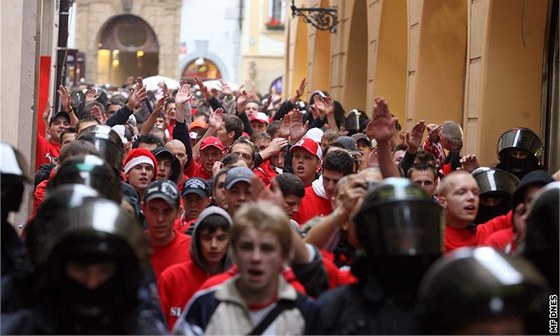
{"left": 97, "top": 15, "right": 159, "bottom": 86}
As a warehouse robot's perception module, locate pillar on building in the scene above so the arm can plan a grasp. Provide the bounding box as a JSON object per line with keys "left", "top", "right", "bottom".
{"left": 1, "top": 0, "right": 40, "bottom": 226}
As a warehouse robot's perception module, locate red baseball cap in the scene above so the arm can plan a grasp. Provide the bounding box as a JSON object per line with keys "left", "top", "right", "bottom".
{"left": 200, "top": 136, "right": 225, "bottom": 152}
{"left": 290, "top": 137, "right": 322, "bottom": 160}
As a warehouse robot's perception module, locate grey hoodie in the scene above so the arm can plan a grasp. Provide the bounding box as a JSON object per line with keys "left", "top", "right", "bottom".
{"left": 189, "top": 206, "right": 233, "bottom": 274}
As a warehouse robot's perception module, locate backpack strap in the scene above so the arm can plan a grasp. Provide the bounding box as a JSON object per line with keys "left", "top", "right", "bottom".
{"left": 248, "top": 300, "right": 295, "bottom": 335}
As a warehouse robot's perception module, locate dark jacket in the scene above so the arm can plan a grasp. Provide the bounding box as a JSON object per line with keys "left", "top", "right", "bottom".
{"left": 316, "top": 274, "right": 418, "bottom": 334}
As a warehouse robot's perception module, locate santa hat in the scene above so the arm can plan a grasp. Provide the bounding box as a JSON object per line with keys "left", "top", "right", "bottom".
{"left": 123, "top": 148, "right": 157, "bottom": 175}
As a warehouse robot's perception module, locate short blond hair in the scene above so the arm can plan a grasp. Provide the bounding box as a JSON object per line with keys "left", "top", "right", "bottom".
{"left": 232, "top": 201, "right": 292, "bottom": 258}
{"left": 437, "top": 170, "right": 472, "bottom": 196}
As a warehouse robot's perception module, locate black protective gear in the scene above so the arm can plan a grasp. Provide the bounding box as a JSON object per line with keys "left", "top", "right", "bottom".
{"left": 24, "top": 184, "right": 100, "bottom": 264}
{"left": 317, "top": 178, "right": 443, "bottom": 334}
{"left": 353, "top": 177, "right": 443, "bottom": 258}
{"left": 521, "top": 181, "right": 559, "bottom": 290}
{"left": 472, "top": 167, "right": 519, "bottom": 224}
{"left": 1, "top": 142, "right": 33, "bottom": 314}
{"left": 1, "top": 142, "right": 30, "bottom": 215}
{"left": 29, "top": 196, "right": 149, "bottom": 333}
{"left": 418, "top": 246, "right": 548, "bottom": 334}
{"left": 496, "top": 127, "right": 544, "bottom": 179}
{"left": 77, "top": 124, "right": 124, "bottom": 170}
{"left": 48, "top": 154, "right": 123, "bottom": 203}
{"left": 344, "top": 109, "right": 369, "bottom": 135}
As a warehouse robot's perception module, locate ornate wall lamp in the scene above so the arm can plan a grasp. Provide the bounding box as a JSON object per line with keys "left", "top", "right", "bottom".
{"left": 290, "top": 0, "right": 338, "bottom": 33}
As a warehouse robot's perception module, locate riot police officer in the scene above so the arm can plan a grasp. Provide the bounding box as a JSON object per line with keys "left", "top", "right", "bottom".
{"left": 418, "top": 246, "right": 548, "bottom": 334}
{"left": 472, "top": 167, "right": 519, "bottom": 224}
{"left": 47, "top": 154, "right": 123, "bottom": 203}
{"left": 1, "top": 142, "right": 33, "bottom": 313}
{"left": 316, "top": 178, "right": 443, "bottom": 334}
{"left": 77, "top": 124, "right": 142, "bottom": 219}
{"left": 521, "top": 181, "right": 559, "bottom": 291}
{"left": 4, "top": 187, "right": 165, "bottom": 334}
{"left": 496, "top": 127, "right": 545, "bottom": 179}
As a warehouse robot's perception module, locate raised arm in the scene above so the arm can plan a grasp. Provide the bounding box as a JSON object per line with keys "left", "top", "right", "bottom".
{"left": 140, "top": 94, "right": 168, "bottom": 135}
{"left": 57, "top": 85, "right": 79, "bottom": 126}
{"left": 106, "top": 77, "right": 146, "bottom": 127}
{"left": 173, "top": 83, "right": 194, "bottom": 167}
{"left": 365, "top": 97, "right": 400, "bottom": 178}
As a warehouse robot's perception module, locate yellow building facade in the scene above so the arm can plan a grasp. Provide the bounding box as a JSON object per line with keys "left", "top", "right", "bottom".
{"left": 240, "top": 0, "right": 287, "bottom": 95}
{"left": 284, "top": 0, "right": 559, "bottom": 172}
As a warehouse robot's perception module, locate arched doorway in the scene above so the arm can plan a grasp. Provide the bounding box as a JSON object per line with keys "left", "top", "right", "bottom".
{"left": 97, "top": 15, "right": 159, "bottom": 86}
{"left": 181, "top": 58, "right": 222, "bottom": 81}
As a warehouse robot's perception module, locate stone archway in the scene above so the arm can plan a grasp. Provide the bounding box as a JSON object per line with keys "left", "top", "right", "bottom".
{"left": 97, "top": 14, "right": 159, "bottom": 86}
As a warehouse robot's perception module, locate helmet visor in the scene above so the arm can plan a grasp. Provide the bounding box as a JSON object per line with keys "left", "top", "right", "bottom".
{"left": 375, "top": 201, "right": 443, "bottom": 256}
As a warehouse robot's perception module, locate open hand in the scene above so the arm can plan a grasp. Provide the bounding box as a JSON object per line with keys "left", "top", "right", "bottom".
{"left": 365, "top": 97, "right": 397, "bottom": 143}
{"left": 57, "top": 85, "right": 72, "bottom": 112}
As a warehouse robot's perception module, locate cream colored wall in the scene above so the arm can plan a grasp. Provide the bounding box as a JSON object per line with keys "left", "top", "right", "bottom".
{"left": 241, "top": 0, "right": 285, "bottom": 94}
{"left": 284, "top": 0, "right": 551, "bottom": 165}
{"left": 241, "top": 55, "right": 284, "bottom": 94}
{"left": 286, "top": 15, "right": 309, "bottom": 100}
{"left": 307, "top": 0, "right": 332, "bottom": 93}
{"left": 465, "top": 0, "right": 549, "bottom": 165}
{"left": 75, "top": 0, "right": 182, "bottom": 84}
{"left": 340, "top": 0, "right": 368, "bottom": 111}
{"left": 374, "top": 0, "right": 408, "bottom": 121}
{"left": 1, "top": 0, "right": 38, "bottom": 224}
{"left": 410, "top": 0, "right": 467, "bottom": 129}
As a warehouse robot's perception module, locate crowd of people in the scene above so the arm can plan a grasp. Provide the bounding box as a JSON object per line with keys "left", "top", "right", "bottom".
{"left": 1, "top": 74, "right": 559, "bottom": 334}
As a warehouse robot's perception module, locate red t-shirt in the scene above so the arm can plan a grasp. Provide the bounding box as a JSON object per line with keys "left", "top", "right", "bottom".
{"left": 185, "top": 160, "right": 212, "bottom": 180}
{"left": 253, "top": 160, "right": 278, "bottom": 187}
{"left": 149, "top": 230, "right": 192, "bottom": 278}
{"left": 483, "top": 227, "right": 517, "bottom": 254}
{"left": 173, "top": 217, "right": 197, "bottom": 235}
{"left": 444, "top": 211, "right": 513, "bottom": 253}
{"left": 35, "top": 134, "right": 60, "bottom": 170}
{"left": 157, "top": 260, "right": 210, "bottom": 330}
{"left": 292, "top": 186, "right": 333, "bottom": 226}
{"left": 320, "top": 250, "right": 358, "bottom": 288}
{"left": 166, "top": 120, "right": 175, "bottom": 141}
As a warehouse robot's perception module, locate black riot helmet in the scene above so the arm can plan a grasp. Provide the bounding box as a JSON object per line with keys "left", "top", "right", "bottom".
{"left": 77, "top": 124, "right": 124, "bottom": 171}
{"left": 353, "top": 177, "right": 443, "bottom": 258}
{"left": 48, "top": 154, "right": 122, "bottom": 203}
{"left": 294, "top": 100, "right": 307, "bottom": 113}
{"left": 351, "top": 178, "right": 443, "bottom": 291}
{"left": 0, "top": 142, "right": 30, "bottom": 217}
{"left": 418, "top": 247, "right": 547, "bottom": 334}
{"left": 521, "top": 181, "right": 559, "bottom": 290}
{"left": 496, "top": 127, "right": 544, "bottom": 179}
{"left": 344, "top": 109, "right": 369, "bottom": 135}
{"left": 30, "top": 197, "right": 148, "bottom": 333}
{"left": 151, "top": 147, "right": 181, "bottom": 184}
{"left": 24, "top": 184, "right": 100, "bottom": 264}
{"left": 472, "top": 167, "right": 519, "bottom": 224}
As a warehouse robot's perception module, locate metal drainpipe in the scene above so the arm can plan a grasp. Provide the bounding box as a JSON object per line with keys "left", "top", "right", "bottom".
{"left": 53, "top": 0, "right": 73, "bottom": 110}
